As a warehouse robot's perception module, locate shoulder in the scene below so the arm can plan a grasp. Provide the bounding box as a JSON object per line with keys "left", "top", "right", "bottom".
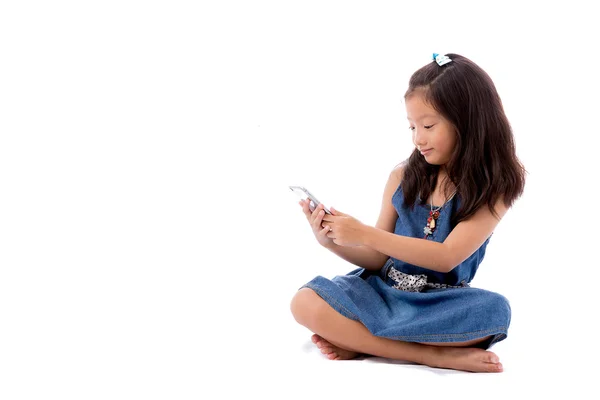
{"left": 387, "top": 162, "right": 405, "bottom": 189}
{"left": 374, "top": 163, "right": 405, "bottom": 233}
{"left": 382, "top": 163, "right": 405, "bottom": 201}
{"left": 488, "top": 195, "right": 510, "bottom": 222}
{"left": 391, "top": 162, "right": 405, "bottom": 180}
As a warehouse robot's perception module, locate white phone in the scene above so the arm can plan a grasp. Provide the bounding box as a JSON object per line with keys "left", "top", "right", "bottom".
{"left": 289, "top": 186, "right": 332, "bottom": 214}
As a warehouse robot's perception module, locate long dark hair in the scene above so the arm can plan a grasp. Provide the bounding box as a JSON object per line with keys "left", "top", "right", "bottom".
{"left": 400, "top": 54, "right": 526, "bottom": 224}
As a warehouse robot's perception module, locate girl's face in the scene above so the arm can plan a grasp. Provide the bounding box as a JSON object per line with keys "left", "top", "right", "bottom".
{"left": 405, "top": 91, "right": 457, "bottom": 166}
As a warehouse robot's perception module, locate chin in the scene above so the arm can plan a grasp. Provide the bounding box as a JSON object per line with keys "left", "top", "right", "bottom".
{"left": 423, "top": 157, "right": 441, "bottom": 165}
{"left": 424, "top": 154, "right": 449, "bottom": 166}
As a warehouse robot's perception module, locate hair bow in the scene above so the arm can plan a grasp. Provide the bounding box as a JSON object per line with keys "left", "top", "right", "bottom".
{"left": 433, "top": 53, "right": 452, "bottom": 66}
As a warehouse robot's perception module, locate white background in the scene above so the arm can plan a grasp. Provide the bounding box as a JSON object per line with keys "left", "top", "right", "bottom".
{"left": 1, "top": 1, "right": 598, "bottom": 399}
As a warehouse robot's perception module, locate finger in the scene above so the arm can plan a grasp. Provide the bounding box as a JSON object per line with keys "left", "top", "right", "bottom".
{"left": 311, "top": 202, "right": 323, "bottom": 214}
{"left": 310, "top": 203, "right": 324, "bottom": 220}
{"left": 301, "top": 199, "right": 314, "bottom": 219}
{"left": 300, "top": 200, "right": 310, "bottom": 217}
{"left": 312, "top": 209, "right": 325, "bottom": 229}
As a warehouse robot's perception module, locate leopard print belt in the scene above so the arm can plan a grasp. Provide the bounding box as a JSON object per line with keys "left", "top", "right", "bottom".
{"left": 387, "top": 266, "right": 470, "bottom": 292}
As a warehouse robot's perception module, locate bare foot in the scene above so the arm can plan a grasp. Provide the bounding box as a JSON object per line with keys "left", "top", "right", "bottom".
{"left": 311, "top": 334, "right": 361, "bottom": 360}
{"left": 429, "top": 346, "right": 504, "bottom": 373}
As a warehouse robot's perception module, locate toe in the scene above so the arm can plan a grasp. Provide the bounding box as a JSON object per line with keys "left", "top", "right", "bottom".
{"left": 311, "top": 334, "right": 322, "bottom": 344}
{"left": 485, "top": 362, "right": 503, "bottom": 372}
{"left": 481, "top": 351, "right": 499, "bottom": 364}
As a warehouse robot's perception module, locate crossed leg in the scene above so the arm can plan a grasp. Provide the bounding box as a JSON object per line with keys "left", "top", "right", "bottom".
{"left": 290, "top": 288, "right": 503, "bottom": 373}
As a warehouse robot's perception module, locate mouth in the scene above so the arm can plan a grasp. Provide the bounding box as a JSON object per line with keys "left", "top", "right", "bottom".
{"left": 420, "top": 148, "right": 432, "bottom": 155}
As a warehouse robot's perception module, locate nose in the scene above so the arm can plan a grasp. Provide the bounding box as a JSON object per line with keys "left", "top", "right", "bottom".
{"left": 412, "top": 128, "right": 427, "bottom": 147}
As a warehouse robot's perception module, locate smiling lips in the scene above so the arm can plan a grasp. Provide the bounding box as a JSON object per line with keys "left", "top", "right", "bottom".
{"left": 420, "top": 148, "right": 432, "bottom": 155}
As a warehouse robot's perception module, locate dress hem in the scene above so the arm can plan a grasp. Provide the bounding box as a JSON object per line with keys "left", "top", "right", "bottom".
{"left": 300, "top": 279, "right": 508, "bottom": 349}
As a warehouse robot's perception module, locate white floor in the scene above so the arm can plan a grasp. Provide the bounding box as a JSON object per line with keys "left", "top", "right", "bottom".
{"left": 202, "top": 275, "right": 595, "bottom": 400}
{"left": 206, "top": 274, "right": 595, "bottom": 400}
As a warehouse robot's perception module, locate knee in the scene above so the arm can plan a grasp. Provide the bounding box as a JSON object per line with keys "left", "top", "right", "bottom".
{"left": 480, "top": 292, "right": 511, "bottom": 327}
{"left": 493, "top": 294, "right": 511, "bottom": 326}
{"left": 290, "top": 288, "right": 327, "bottom": 328}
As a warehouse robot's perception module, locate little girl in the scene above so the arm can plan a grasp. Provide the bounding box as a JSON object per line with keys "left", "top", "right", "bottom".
{"left": 290, "top": 53, "right": 526, "bottom": 373}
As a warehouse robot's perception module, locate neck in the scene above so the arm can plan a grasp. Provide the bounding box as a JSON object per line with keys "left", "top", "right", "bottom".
{"left": 436, "top": 169, "right": 455, "bottom": 197}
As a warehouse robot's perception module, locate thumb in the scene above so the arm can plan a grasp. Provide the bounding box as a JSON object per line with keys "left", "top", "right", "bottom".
{"left": 330, "top": 206, "right": 346, "bottom": 216}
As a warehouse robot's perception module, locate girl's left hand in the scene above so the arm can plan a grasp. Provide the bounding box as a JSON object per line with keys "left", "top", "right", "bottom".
{"left": 322, "top": 207, "right": 368, "bottom": 247}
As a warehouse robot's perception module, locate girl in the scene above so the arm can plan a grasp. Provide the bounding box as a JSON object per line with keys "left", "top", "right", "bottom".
{"left": 290, "top": 53, "right": 526, "bottom": 373}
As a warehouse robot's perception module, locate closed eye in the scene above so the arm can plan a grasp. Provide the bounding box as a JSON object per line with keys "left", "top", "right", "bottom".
{"left": 408, "top": 125, "right": 434, "bottom": 131}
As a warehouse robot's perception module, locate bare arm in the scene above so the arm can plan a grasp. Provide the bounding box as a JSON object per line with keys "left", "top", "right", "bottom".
{"left": 361, "top": 198, "right": 509, "bottom": 273}
{"left": 322, "top": 167, "right": 403, "bottom": 271}
{"left": 323, "top": 243, "right": 387, "bottom": 271}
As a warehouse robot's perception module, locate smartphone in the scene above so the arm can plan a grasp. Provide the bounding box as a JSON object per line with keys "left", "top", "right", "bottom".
{"left": 289, "top": 186, "right": 332, "bottom": 214}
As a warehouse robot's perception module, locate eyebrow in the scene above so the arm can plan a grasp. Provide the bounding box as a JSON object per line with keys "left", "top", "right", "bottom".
{"left": 407, "top": 114, "right": 438, "bottom": 121}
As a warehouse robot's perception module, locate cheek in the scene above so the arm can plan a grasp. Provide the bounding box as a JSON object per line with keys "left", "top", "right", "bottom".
{"left": 442, "top": 131, "right": 457, "bottom": 150}
{"left": 449, "top": 135, "right": 458, "bottom": 150}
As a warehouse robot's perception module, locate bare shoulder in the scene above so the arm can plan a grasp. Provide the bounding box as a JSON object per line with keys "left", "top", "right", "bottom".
{"left": 375, "top": 164, "right": 405, "bottom": 233}
{"left": 391, "top": 163, "right": 405, "bottom": 181}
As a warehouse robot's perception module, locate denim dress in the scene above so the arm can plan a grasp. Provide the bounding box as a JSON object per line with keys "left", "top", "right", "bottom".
{"left": 300, "top": 183, "right": 511, "bottom": 349}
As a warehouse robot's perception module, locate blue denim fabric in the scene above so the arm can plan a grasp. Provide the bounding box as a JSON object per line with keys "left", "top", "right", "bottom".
{"left": 301, "top": 184, "right": 511, "bottom": 349}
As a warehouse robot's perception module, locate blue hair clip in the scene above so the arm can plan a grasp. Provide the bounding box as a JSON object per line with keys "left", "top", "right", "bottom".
{"left": 433, "top": 53, "right": 452, "bottom": 66}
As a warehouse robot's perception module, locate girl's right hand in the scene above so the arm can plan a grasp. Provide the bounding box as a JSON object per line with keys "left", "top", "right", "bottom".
{"left": 299, "top": 199, "right": 335, "bottom": 248}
